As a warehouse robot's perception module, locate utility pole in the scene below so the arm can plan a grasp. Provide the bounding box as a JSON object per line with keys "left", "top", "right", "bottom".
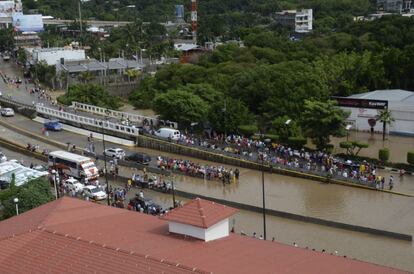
{"left": 78, "top": 0, "right": 83, "bottom": 34}
{"left": 261, "top": 153, "right": 267, "bottom": 240}
{"left": 191, "top": 0, "right": 197, "bottom": 43}
{"left": 101, "top": 115, "right": 110, "bottom": 206}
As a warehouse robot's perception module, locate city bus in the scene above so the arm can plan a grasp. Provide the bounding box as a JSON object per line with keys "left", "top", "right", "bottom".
{"left": 48, "top": 151, "right": 99, "bottom": 182}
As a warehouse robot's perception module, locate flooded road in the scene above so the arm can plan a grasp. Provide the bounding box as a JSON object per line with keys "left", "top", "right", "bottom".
{"left": 331, "top": 131, "right": 414, "bottom": 163}
{"left": 138, "top": 191, "right": 414, "bottom": 272}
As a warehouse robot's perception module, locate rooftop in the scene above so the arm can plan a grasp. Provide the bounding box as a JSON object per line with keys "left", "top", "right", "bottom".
{"left": 0, "top": 197, "right": 407, "bottom": 274}
{"left": 349, "top": 89, "right": 414, "bottom": 103}
{"left": 160, "top": 198, "right": 237, "bottom": 228}
{"left": 0, "top": 161, "right": 48, "bottom": 186}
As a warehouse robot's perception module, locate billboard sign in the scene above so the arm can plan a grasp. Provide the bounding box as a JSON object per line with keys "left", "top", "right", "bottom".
{"left": 332, "top": 96, "right": 388, "bottom": 110}
{"left": 12, "top": 14, "right": 44, "bottom": 32}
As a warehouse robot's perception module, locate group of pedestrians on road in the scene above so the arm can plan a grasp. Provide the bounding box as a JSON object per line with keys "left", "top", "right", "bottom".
{"left": 162, "top": 131, "right": 405, "bottom": 191}
{"left": 156, "top": 156, "right": 240, "bottom": 184}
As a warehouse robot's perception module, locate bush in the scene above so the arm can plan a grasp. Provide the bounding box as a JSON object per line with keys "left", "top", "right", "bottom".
{"left": 325, "top": 144, "right": 334, "bottom": 153}
{"left": 263, "top": 134, "right": 279, "bottom": 142}
{"left": 238, "top": 124, "right": 258, "bottom": 137}
{"left": 408, "top": 151, "right": 414, "bottom": 165}
{"left": 339, "top": 141, "right": 352, "bottom": 149}
{"left": 287, "top": 136, "right": 307, "bottom": 149}
{"left": 379, "top": 148, "right": 390, "bottom": 162}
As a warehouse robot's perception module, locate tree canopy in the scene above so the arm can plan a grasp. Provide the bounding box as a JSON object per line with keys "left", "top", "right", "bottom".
{"left": 57, "top": 84, "right": 123, "bottom": 109}
{"left": 0, "top": 178, "right": 54, "bottom": 220}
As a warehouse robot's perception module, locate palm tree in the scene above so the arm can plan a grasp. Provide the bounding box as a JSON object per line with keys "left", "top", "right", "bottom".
{"left": 378, "top": 108, "right": 395, "bottom": 141}
{"left": 78, "top": 71, "right": 94, "bottom": 83}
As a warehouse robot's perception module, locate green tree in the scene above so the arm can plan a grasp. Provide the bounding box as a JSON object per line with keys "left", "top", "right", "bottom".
{"left": 340, "top": 141, "right": 369, "bottom": 156}
{"left": 0, "top": 178, "right": 54, "bottom": 220}
{"left": 378, "top": 108, "right": 395, "bottom": 141}
{"left": 153, "top": 89, "right": 208, "bottom": 128}
{"left": 78, "top": 71, "right": 95, "bottom": 83}
{"left": 58, "top": 84, "right": 123, "bottom": 109}
{"left": 271, "top": 115, "right": 301, "bottom": 142}
{"left": 301, "top": 100, "right": 349, "bottom": 150}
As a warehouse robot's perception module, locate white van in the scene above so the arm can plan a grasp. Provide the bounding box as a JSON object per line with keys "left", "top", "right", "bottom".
{"left": 155, "top": 128, "right": 180, "bottom": 140}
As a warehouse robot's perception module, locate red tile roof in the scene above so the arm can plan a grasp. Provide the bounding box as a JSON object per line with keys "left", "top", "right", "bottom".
{"left": 160, "top": 198, "right": 238, "bottom": 228}
{"left": 0, "top": 197, "right": 408, "bottom": 274}
{"left": 0, "top": 229, "right": 206, "bottom": 274}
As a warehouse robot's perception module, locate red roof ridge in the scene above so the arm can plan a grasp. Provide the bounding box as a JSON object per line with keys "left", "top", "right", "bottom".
{"left": 160, "top": 198, "right": 238, "bottom": 228}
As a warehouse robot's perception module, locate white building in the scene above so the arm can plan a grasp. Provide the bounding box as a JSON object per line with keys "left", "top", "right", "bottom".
{"left": 275, "top": 9, "right": 313, "bottom": 33}
{"left": 26, "top": 47, "right": 86, "bottom": 66}
{"left": 160, "top": 197, "right": 237, "bottom": 242}
{"left": 341, "top": 89, "right": 414, "bottom": 136}
{"left": 0, "top": 161, "right": 48, "bottom": 187}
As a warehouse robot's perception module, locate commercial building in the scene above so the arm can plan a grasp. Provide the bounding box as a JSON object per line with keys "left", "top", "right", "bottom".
{"left": 377, "top": 0, "right": 412, "bottom": 12}
{"left": 275, "top": 9, "right": 313, "bottom": 33}
{"left": 25, "top": 47, "right": 86, "bottom": 66}
{"left": 340, "top": 89, "right": 414, "bottom": 136}
{"left": 0, "top": 197, "right": 405, "bottom": 273}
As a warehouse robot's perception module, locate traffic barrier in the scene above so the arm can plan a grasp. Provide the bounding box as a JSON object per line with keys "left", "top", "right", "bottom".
{"left": 171, "top": 190, "right": 412, "bottom": 242}
{"left": 36, "top": 105, "right": 140, "bottom": 137}
{"left": 72, "top": 101, "right": 178, "bottom": 128}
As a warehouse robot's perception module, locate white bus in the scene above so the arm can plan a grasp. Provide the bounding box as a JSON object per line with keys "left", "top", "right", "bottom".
{"left": 48, "top": 151, "right": 99, "bottom": 182}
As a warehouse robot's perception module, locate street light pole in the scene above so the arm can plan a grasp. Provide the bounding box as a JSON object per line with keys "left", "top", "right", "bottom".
{"left": 13, "top": 198, "right": 19, "bottom": 215}
{"left": 101, "top": 113, "right": 110, "bottom": 206}
{"left": 261, "top": 154, "right": 267, "bottom": 240}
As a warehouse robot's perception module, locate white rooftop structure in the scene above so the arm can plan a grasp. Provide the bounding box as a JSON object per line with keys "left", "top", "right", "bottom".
{"left": 174, "top": 43, "right": 200, "bottom": 52}
{"left": 344, "top": 89, "right": 414, "bottom": 135}
{"left": 0, "top": 161, "right": 48, "bottom": 187}
{"left": 26, "top": 47, "right": 86, "bottom": 66}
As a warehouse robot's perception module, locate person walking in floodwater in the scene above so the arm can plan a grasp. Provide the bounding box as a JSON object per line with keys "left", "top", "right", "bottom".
{"left": 389, "top": 175, "right": 394, "bottom": 190}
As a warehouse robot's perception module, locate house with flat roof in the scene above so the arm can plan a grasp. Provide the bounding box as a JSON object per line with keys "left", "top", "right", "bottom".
{"left": 0, "top": 197, "right": 406, "bottom": 273}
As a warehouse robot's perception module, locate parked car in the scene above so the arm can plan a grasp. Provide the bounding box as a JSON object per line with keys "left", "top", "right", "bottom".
{"left": 1, "top": 108, "right": 14, "bottom": 117}
{"left": 0, "top": 152, "right": 7, "bottom": 163}
{"left": 64, "top": 177, "right": 84, "bottom": 193}
{"left": 154, "top": 128, "right": 180, "bottom": 141}
{"left": 125, "top": 152, "right": 151, "bottom": 165}
{"left": 104, "top": 148, "right": 125, "bottom": 159}
{"left": 44, "top": 120, "right": 63, "bottom": 131}
{"left": 128, "top": 196, "right": 163, "bottom": 215}
{"left": 31, "top": 164, "right": 48, "bottom": 172}
{"left": 83, "top": 185, "right": 107, "bottom": 200}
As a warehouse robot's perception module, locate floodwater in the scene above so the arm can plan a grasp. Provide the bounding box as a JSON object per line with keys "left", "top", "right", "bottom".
{"left": 137, "top": 190, "right": 414, "bottom": 272}
{"left": 331, "top": 131, "right": 414, "bottom": 163}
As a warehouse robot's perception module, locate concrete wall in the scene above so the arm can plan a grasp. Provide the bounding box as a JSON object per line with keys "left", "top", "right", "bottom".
{"left": 205, "top": 219, "right": 229, "bottom": 242}
{"left": 169, "top": 219, "right": 229, "bottom": 242}
{"left": 343, "top": 106, "right": 414, "bottom": 135}
{"left": 35, "top": 49, "right": 86, "bottom": 66}
{"left": 169, "top": 222, "right": 206, "bottom": 240}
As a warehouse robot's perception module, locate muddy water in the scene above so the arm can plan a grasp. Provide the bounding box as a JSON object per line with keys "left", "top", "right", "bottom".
{"left": 140, "top": 191, "right": 414, "bottom": 272}
{"left": 131, "top": 146, "right": 414, "bottom": 232}
{"left": 331, "top": 131, "right": 414, "bottom": 163}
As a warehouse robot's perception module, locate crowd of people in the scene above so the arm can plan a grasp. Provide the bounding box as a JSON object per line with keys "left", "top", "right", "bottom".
{"left": 156, "top": 156, "right": 240, "bottom": 184}
{"left": 163, "top": 132, "right": 405, "bottom": 190}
